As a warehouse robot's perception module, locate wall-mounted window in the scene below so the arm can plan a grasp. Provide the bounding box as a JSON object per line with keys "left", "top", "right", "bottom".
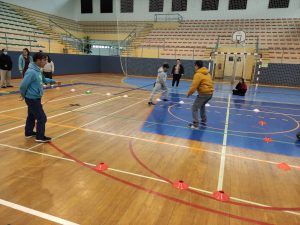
{"left": 229, "top": 0, "right": 247, "bottom": 10}
{"left": 121, "top": 0, "right": 134, "bottom": 13}
{"left": 268, "top": 0, "right": 289, "bottom": 8}
{"left": 101, "top": 0, "right": 113, "bottom": 13}
{"left": 202, "top": 0, "right": 219, "bottom": 11}
{"left": 149, "top": 0, "right": 164, "bottom": 12}
{"left": 81, "top": 0, "right": 93, "bottom": 13}
{"left": 172, "top": 0, "right": 187, "bottom": 11}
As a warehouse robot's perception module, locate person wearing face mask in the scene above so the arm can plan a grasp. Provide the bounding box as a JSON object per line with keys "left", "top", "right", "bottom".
{"left": 20, "top": 52, "right": 56, "bottom": 143}
{"left": 0, "top": 48, "right": 13, "bottom": 88}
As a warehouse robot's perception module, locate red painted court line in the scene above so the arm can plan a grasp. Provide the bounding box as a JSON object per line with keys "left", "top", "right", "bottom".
{"left": 48, "top": 142, "right": 273, "bottom": 225}
{"left": 129, "top": 139, "right": 300, "bottom": 212}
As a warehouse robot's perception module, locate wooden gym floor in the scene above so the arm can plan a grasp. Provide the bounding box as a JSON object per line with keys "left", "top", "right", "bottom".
{"left": 0, "top": 74, "right": 299, "bottom": 225}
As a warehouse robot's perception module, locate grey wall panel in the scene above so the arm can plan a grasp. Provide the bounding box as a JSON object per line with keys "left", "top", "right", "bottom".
{"left": 6, "top": 52, "right": 101, "bottom": 78}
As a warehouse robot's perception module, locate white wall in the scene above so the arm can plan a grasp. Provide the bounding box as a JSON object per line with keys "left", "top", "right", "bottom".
{"left": 77, "top": 0, "right": 300, "bottom": 21}
{"left": 2, "top": 0, "right": 76, "bottom": 20}
{"left": 3, "top": 0, "right": 300, "bottom": 21}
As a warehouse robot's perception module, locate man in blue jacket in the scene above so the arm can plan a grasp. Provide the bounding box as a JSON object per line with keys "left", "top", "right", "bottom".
{"left": 20, "top": 52, "right": 56, "bottom": 143}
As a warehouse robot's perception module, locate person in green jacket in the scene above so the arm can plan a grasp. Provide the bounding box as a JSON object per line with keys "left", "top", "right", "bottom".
{"left": 18, "top": 48, "right": 33, "bottom": 77}
{"left": 20, "top": 52, "right": 56, "bottom": 143}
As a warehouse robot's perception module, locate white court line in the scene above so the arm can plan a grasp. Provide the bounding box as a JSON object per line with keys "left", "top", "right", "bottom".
{"left": 1, "top": 89, "right": 300, "bottom": 216}
{"left": 1, "top": 143, "right": 299, "bottom": 217}
{"left": 0, "top": 199, "right": 79, "bottom": 225}
{"left": 0, "top": 96, "right": 121, "bottom": 135}
{"left": 0, "top": 106, "right": 27, "bottom": 114}
{"left": 27, "top": 99, "right": 145, "bottom": 151}
{"left": 0, "top": 93, "right": 89, "bottom": 114}
{"left": 217, "top": 95, "right": 231, "bottom": 191}
{"left": 0, "top": 99, "right": 145, "bottom": 222}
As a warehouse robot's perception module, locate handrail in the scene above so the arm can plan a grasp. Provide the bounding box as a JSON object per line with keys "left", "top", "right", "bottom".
{"left": 49, "top": 18, "right": 82, "bottom": 44}
{"left": 49, "top": 18, "right": 85, "bottom": 53}
{"left": 154, "top": 13, "right": 183, "bottom": 22}
{"left": 0, "top": 30, "right": 46, "bottom": 39}
{"left": 120, "top": 29, "right": 137, "bottom": 48}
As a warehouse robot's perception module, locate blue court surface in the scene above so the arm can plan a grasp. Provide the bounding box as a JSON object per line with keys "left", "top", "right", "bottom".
{"left": 124, "top": 77, "right": 300, "bottom": 157}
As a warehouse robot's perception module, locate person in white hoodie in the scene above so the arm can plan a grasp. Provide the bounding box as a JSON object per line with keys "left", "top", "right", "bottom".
{"left": 148, "top": 63, "right": 169, "bottom": 106}
{"left": 43, "top": 55, "right": 54, "bottom": 79}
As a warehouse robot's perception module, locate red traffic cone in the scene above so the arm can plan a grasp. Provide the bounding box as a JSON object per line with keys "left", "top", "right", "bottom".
{"left": 173, "top": 180, "right": 189, "bottom": 190}
{"left": 277, "top": 163, "right": 291, "bottom": 171}
{"left": 213, "top": 191, "right": 230, "bottom": 202}
{"left": 95, "top": 162, "right": 108, "bottom": 171}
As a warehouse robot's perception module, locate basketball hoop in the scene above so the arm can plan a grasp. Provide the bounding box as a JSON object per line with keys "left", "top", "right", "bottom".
{"left": 232, "top": 31, "right": 246, "bottom": 45}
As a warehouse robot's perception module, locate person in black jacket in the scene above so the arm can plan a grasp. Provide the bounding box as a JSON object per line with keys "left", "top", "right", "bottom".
{"left": 171, "top": 59, "right": 184, "bottom": 87}
{"left": 0, "top": 48, "right": 13, "bottom": 88}
{"left": 232, "top": 78, "right": 247, "bottom": 96}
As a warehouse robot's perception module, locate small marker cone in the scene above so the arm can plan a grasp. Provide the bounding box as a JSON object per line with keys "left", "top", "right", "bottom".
{"left": 253, "top": 108, "right": 260, "bottom": 112}
{"left": 85, "top": 90, "right": 92, "bottom": 94}
{"left": 213, "top": 191, "right": 230, "bottom": 202}
{"left": 259, "top": 120, "right": 267, "bottom": 126}
{"left": 179, "top": 100, "right": 184, "bottom": 104}
{"left": 173, "top": 180, "right": 189, "bottom": 190}
{"left": 277, "top": 163, "right": 291, "bottom": 171}
{"left": 106, "top": 93, "right": 111, "bottom": 96}
{"left": 205, "top": 103, "right": 210, "bottom": 107}
{"left": 70, "top": 88, "right": 76, "bottom": 92}
{"left": 123, "top": 95, "right": 128, "bottom": 98}
{"left": 156, "top": 98, "right": 162, "bottom": 102}
{"left": 95, "top": 162, "right": 108, "bottom": 171}
{"left": 263, "top": 137, "right": 273, "bottom": 143}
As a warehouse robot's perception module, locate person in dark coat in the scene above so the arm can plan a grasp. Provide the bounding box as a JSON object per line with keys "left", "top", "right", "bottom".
{"left": 232, "top": 78, "right": 247, "bottom": 96}
{"left": 0, "top": 48, "right": 13, "bottom": 88}
{"left": 171, "top": 59, "right": 184, "bottom": 87}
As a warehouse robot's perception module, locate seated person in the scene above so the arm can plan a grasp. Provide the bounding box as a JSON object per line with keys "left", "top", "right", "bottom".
{"left": 233, "top": 78, "right": 247, "bottom": 96}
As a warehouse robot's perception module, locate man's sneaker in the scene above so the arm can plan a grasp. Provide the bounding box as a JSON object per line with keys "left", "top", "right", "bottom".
{"left": 188, "top": 123, "right": 199, "bottom": 129}
{"left": 148, "top": 102, "right": 156, "bottom": 106}
{"left": 163, "top": 99, "right": 168, "bottom": 101}
{"left": 6, "top": 85, "right": 13, "bottom": 87}
{"left": 201, "top": 120, "right": 207, "bottom": 126}
{"left": 25, "top": 131, "right": 37, "bottom": 138}
{"left": 35, "top": 136, "right": 52, "bottom": 143}
{"left": 1, "top": 86, "right": 6, "bottom": 88}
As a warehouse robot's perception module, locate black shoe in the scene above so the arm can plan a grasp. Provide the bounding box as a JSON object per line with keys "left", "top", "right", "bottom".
{"left": 201, "top": 121, "right": 207, "bottom": 126}
{"left": 25, "top": 131, "right": 37, "bottom": 138}
{"left": 188, "top": 123, "right": 199, "bottom": 129}
{"left": 148, "top": 102, "right": 156, "bottom": 106}
{"left": 163, "top": 99, "right": 168, "bottom": 101}
{"left": 6, "top": 85, "right": 13, "bottom": 87}
{"left": 35, "top": 136, "right": 52, "bottom": 143}
{"left": 1, "top": 86, "right": 6, "bottom": 88}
